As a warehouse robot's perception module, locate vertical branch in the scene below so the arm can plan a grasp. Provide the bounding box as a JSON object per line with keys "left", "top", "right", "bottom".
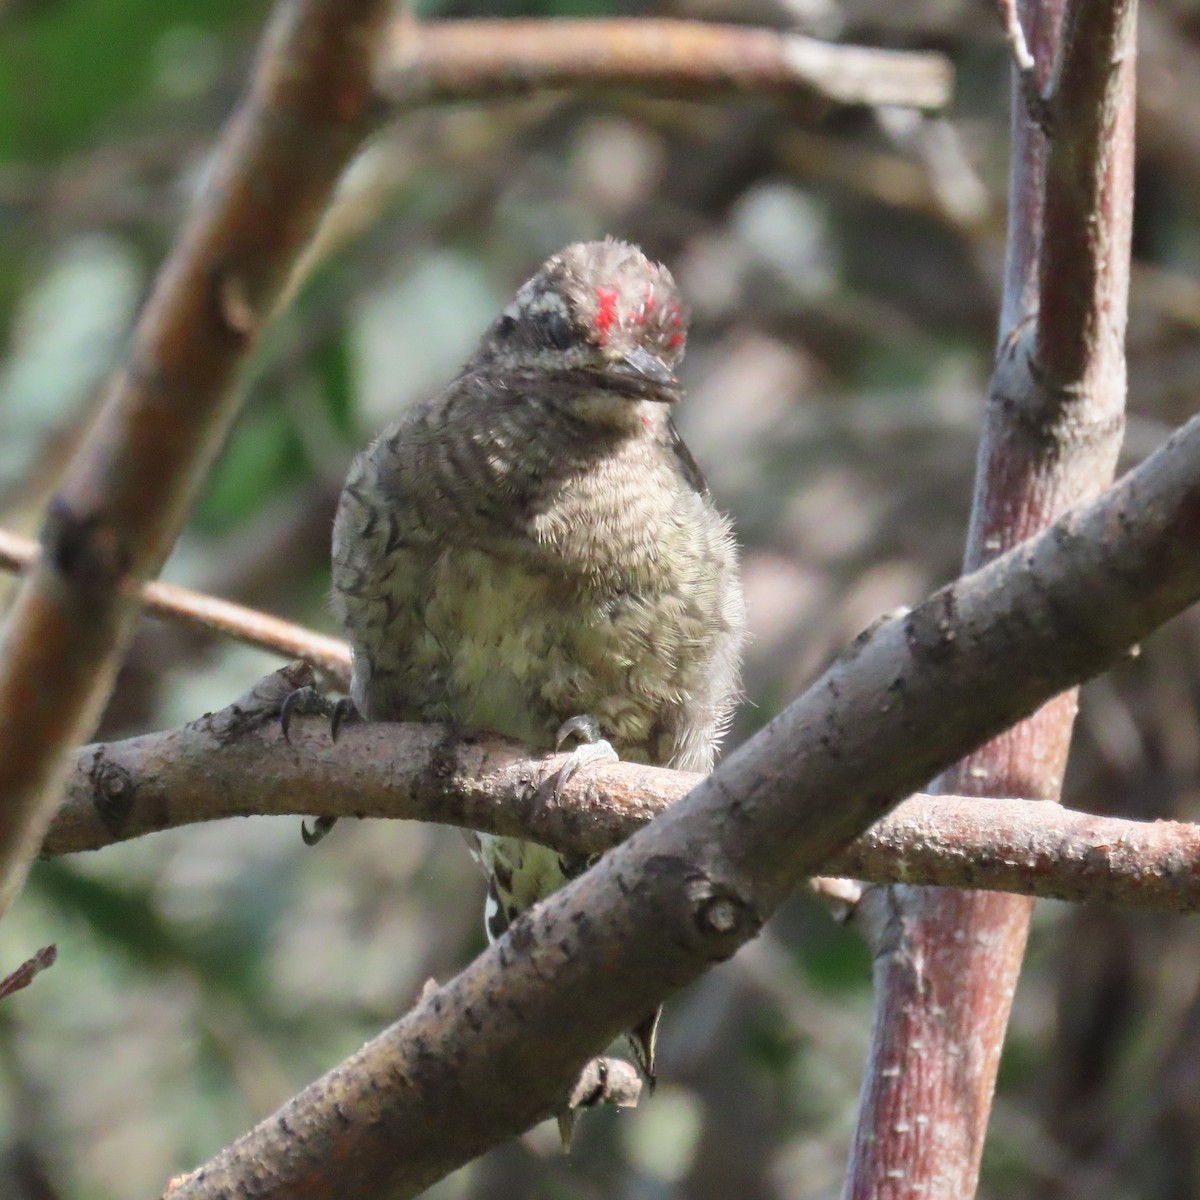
{"left": 0, "top": 0, "right": 393, "bottom": 915}
{"left": 997, "top": 0, "right": 1065, "bottom": 337}
{"left": 844, "top": 0, "right": 1137, "bottom": 1196}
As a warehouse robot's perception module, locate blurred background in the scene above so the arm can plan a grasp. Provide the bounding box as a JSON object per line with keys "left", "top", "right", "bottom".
{"left": 1, "top": 0, "right": 1200, "bottom": 1196}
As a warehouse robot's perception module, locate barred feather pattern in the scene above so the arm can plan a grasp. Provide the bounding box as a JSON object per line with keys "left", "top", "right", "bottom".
{"left": 330, "top": 240, "right": 745, "bottom": 1081}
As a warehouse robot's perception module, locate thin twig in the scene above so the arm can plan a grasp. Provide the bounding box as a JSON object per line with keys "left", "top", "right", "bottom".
{"left": 995, "top": 0, "right": 1054, "bottom": 130}
{"left": 0, "top": 0, "right": 392, "bottom": 915}
{"left": 376, "top": 20, "right": 953, "bottom": 113}
{"left": 0, "top": 945, "right": 57, "bottom": 1003}
{"left": 0, "top": 529, "right": 351, "bottom": 689}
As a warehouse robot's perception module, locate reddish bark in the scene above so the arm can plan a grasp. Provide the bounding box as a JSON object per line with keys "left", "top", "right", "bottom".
{"left": 844, "top": 0, "right": 1138, "bottom": 1194}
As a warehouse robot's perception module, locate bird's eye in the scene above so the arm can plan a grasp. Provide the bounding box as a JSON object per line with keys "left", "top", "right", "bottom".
{"left": 539, "top": 308, "right": 574, "bottom": 350}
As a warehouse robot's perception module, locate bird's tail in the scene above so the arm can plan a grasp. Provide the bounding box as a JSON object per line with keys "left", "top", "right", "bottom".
{"left": 626, "top": 1007, "right": 662, "bottom": 1092}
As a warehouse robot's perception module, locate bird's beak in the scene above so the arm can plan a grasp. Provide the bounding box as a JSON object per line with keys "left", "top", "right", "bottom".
{"left": 612, "top": 346, "right": 678, "bottom": 399}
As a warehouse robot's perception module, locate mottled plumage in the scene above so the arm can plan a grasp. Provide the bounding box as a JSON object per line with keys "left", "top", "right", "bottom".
{"left": 331, "top": 239, "right": 745, "bottom": 1081}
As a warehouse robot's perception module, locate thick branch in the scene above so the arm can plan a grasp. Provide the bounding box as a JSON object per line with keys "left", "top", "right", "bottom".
{"left": 376, "top": 20, "right": 953, "bottom": 113}
{"left": 1036, "top": 0, "right": 1139, "bottom": 392}
{"left": 169, "top": 404, "right": 1200, "bottom": 1200}
{"left": 0, "top": 529, "right": 352, "bottom": 689}
{"left": 846, "top": 0, "right": 1137, "bottom": 1193}
{"left": 43, "top": 668, "right": 1200, "bottom": 915}
{"left": 0, "top": 0, "right": 391, "bottom": 913}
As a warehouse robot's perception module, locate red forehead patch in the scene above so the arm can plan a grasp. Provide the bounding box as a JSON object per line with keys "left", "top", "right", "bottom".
{"left": 594, "top": 287, "right": 619, "bottom": 343}
{"left": 594, "top": 281, "right": 685, "bottom": 350}
{"left": 668, "top": 305, "right": 685, "bottom": 348}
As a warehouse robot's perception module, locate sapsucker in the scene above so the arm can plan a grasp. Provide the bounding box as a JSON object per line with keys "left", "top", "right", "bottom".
{"left": 330, "top": 238, "right": 745, "bottom": 1084}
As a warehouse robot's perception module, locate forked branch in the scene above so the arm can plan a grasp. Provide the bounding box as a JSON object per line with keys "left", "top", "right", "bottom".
{"left": 168, "top": 402, "right": 1200, "bottom": 1200}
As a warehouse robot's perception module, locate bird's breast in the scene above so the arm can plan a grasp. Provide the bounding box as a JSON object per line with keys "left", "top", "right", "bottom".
{"left": 422, "top": 550, "right": 560, "bottom": 744}
{"left": 420, "top": 546, "right": 697, "bottom": 759}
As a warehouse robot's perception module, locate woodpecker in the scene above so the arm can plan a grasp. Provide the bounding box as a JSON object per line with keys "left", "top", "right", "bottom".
{"left": 330, "top": 238, "right": 745, "bottom": 1087}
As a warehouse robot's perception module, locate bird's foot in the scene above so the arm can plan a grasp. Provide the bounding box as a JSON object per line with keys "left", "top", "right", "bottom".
{"left": 549, "top": 714, "right": 618, "bottom": 802}
{"left": 555, "top": 1056, "right": 643, "bottom": 1152}
{"left": 279, "top": 687, "right": 359, "bottom": 743}
{"left": 278, "top": 686, "right": 360, "bottom": 845}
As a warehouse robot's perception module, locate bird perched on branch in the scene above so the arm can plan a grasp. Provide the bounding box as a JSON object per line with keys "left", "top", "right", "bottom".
{"left": 329, "top": 237, "right": 745, "bottom": 1094}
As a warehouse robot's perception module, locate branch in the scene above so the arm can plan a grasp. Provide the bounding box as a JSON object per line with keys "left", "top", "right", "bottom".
{"left": 168, "top": 403, "right": 1200, "bottom": 1200}
{"left": 0, "top": 0, "right": 391, "bottom": 914}
{"left": 1036, "top": 0, "right": 1138, "bottom": 393}
{"left": 0, "top": 945, "right": 57, "bottom": 1004}
{"left": 0, "top": 12, "right": 949, "bottom": 921}
{"left": 375, "top": 20, "right": 953, "bottom": 113}
{"left": 846, "top": 0, "right": 1138, "bottom": 1192}
{"left": 0, "top": 529, "right": 352, "bottom": 690}
{"left": 994, "top": 0, "right": 1052, "bottom": 129}
{"left": 41, "top": 666, "right": 1200, "bottom": 916}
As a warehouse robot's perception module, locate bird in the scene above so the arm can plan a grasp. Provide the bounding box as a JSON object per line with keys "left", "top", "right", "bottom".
{"left": 328, "top": 237, "right": 745, "bottom": 1093}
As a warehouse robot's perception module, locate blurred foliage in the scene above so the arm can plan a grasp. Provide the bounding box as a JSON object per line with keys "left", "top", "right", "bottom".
{"left": 2, "top": 1, "right": 1200, "bottom": 1199}
{"left": 0, "top": 0, "right": 250, "bottom": 159}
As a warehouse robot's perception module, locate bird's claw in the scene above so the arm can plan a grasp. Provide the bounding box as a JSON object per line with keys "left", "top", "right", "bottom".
{"left": 555, "top": 1056, "right": 643, "bottom": 1152}
{"left": 301, "top": 816, "right": 338, "bottom": 847}
{"left": 329, "top": 696, "right": 359, "bottom": 742}
{"left": 280, "top": 685, "right": 322, "bottom": 743}
{"left": 279, "top": 688, "right": 360, "bottom": 744}
{"left": 279, "top": 688, "right": 361, "bottom": 844}
{"left": 555, "top": 714, "right": 604, "bottom": 750}
{"left": 549, "top": 714, "right": 618, "bottom": 801}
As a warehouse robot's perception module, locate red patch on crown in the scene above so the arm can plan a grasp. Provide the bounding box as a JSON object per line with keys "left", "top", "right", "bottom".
{"left": 595, "top": 282, "right": 685, "bottom": 350}
{"left": 594, "top": 287, "right": 619, "bottom": 343}
{"left": 667, "top": 306, "right": 685, "bottom": 348}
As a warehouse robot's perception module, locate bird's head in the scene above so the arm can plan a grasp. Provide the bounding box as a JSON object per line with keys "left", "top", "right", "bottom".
{"left": 472, "top": 239, "right": 688, "bottom": 426}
